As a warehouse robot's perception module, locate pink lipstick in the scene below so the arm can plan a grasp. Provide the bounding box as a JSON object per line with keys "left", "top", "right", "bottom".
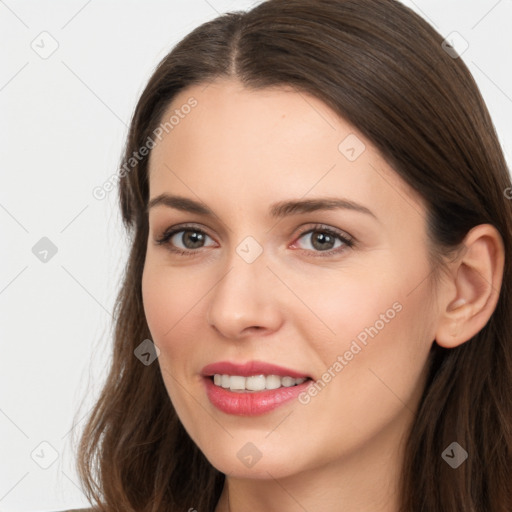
{"left": 201, "top": 360, "right": 312, "bottom": 416}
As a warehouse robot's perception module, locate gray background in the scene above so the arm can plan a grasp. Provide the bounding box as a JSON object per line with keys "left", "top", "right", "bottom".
{"left": 1, "top": 1, "right": 511, "bottom": 510}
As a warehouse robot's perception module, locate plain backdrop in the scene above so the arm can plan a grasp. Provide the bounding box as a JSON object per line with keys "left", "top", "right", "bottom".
{"left": 1, "top": 1, "right": 511, "bottom": 511}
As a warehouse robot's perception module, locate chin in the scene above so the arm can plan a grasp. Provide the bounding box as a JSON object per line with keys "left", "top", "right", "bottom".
{"left": 209, "top": 456, "right": 298, "bottom": 480}
{"left": 196, "top": 438, "right": 311, "bottom": 481}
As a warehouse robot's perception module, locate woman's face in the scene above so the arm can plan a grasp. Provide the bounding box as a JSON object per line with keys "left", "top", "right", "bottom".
{"left": 142, "top": 79, "right": 439, "bottom": 480}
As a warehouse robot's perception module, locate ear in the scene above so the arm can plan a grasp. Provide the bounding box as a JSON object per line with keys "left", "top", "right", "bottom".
{"left": 435, "top": 224, "right": 505, "bottom": 348}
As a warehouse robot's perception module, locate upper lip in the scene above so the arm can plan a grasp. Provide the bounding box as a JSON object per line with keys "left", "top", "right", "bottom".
{"left": 201, "top": 360, "right": 311, "bottom": 379}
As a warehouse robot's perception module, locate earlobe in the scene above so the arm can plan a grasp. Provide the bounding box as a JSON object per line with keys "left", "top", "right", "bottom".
{"left": 434, "top": 224, "right": 505, "bottom": 349}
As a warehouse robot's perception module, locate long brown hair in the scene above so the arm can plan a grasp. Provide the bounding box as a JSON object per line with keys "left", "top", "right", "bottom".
{"left": 75, "top": 1, "right": 512, "bottom": 510}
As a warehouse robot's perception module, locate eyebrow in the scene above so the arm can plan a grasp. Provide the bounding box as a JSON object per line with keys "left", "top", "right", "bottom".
{"left": 147, "top": 193, "right": 377, "bottom": 220}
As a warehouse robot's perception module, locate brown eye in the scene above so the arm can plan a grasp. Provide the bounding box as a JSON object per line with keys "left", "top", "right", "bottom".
{"left": 174, "top": 230, "right": 208, "bottom": 249}
{"left": 292, "top": 225, "right": 354, "bottom": 256}
{"left": 309, "top": 231, "right": 337, "bottom": 251}
{"left": 156, "top": 226, "right": 216, "bottom": 255}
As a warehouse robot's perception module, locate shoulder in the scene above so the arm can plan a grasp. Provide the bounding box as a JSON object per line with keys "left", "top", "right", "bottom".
{"left": 55, "top": 508, "right": 98, "bottom": 512}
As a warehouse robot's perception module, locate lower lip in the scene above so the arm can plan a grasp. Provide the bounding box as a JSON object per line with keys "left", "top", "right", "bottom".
{"left": 204, "top": 377, "right": 311, "bottom": 416}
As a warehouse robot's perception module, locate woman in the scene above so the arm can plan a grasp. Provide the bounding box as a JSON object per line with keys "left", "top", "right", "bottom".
{"left": 70, "top": 0, "right": 512, "bottom": 511}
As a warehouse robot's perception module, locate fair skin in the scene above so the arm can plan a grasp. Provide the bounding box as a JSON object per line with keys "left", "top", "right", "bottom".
{"left": 142, "top": 79, "right": 504, "bottom": 512}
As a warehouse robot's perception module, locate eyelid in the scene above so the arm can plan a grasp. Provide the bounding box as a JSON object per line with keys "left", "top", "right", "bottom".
{"left": 156, "top": 221, "right": 208, "bottom": 235}
{"left": 293, "top": 223, "right": 353, "bottom": 241}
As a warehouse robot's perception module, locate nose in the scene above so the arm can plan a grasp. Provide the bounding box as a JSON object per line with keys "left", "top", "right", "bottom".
{"left": 206, "top": 249, "right": 283, "bottom": 340}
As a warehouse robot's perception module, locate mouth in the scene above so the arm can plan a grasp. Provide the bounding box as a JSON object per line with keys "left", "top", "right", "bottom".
{"left": 201, "top": 360, "right": 314, "bottom": 416}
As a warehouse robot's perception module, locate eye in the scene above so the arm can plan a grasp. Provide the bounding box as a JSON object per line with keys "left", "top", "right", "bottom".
{"left": 155, "top": 224, "right": 217, "bottom": 256}
{"left": 291, "top": 224, "right": 354, "bottom": 256}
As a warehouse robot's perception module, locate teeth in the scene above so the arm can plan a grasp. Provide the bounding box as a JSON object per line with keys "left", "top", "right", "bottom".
{"left": 246, "top": 375, "right": 266, "bottom": 391}
{"left": 266, "top": 375, "right": 282, "bottom": 390}
{"left": 212, "top": 374, "right": 308, "bottom": 392}
{"left": 229, "top": 375, "right": 245, "bottom": 390}
{"left": 282, "top": 376, "right": 295, "bottom": 387}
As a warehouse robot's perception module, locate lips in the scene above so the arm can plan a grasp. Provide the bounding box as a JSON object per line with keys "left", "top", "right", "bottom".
{"left": 201, "top": 360, "right": 313, "bottom": 416}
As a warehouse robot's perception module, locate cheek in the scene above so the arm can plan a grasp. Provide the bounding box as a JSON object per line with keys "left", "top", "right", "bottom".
{"left": 285, "top": 264, "right": 403, "bottom": 349}
{"left": 302, "top": 257, "right": 435, "bottom": 386}
{"left": 141, "top": 265, "right": 173, "bottom": 339}
{"left": 142, "top": 259, "right": 201, "bottom": 341}
{"left": 296, "top": 285, "right": 433, "bottom": 459}
{"left": 141, "top": 261, "right": 203, "bottom": 415}
{"left": 141, "top": 259, "right": 217, "bottom": 386}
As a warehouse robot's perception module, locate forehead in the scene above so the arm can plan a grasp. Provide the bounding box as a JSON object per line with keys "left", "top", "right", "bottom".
{"left": 147, "top": 79, "right": 425, "bottom": 225}
{"left": 151, "top": 79, "right": 352, "bottom": 166}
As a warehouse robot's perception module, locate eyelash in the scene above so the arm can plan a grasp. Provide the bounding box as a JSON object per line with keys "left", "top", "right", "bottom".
{"left": 154, "top": 223, "right": 355, "bottom": 258}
